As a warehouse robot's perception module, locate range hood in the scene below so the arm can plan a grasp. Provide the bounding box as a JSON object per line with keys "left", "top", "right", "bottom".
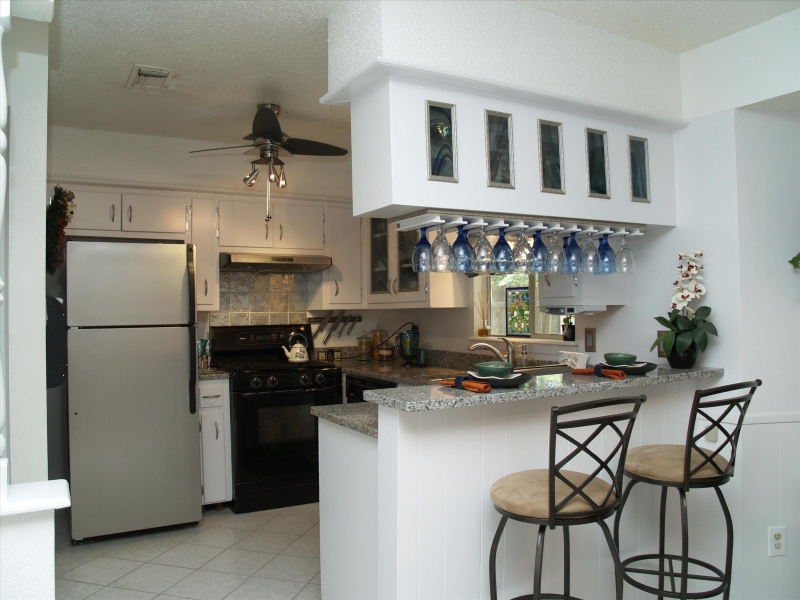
{"left": 219, "top": 253, "right": 332, "bottom": 273}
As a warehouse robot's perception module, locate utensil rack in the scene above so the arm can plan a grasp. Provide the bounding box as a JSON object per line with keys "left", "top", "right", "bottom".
{"left": 308, "top": 315, "right": 362, "bottom": 324}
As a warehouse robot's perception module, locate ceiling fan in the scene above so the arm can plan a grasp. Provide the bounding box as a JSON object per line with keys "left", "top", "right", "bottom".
{"left": 190, "top": 104, "right": 348, "bottom": 189}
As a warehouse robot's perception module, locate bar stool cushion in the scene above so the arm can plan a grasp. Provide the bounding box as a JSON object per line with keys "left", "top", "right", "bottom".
{"left": 625, "top": 444, "right": 729, "bottom": 483}
{"left": 490, "top": 469, "right": 615, "bottom": 519}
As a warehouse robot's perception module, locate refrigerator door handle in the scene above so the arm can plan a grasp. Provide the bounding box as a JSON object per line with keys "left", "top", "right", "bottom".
{"left": 189, "top": 324, "right": 197, "bottom": 414}
{"left": 186, "top": 245, "right": 197, "bottom": 326}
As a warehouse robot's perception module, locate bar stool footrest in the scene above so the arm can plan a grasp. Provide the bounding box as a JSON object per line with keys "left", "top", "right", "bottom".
{"left": 621, "top": 553, "right": 726, "bottom": 599}
{"left": 511, "top": 595, "right": 584, "bottom": 600}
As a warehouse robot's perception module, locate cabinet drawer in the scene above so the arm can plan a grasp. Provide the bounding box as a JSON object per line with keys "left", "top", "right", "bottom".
{"left": 199, "top": 383, "right": 224, "bottom": 408}
{"left": 122, "top": 194, "right": 188, "bottom": 233}
{"left": 67, "top": 190, "right": 122, "bottom": 231}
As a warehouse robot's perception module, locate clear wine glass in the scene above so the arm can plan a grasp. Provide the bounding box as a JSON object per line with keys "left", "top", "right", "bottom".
{"left": 430, "top": 225, "right": 452, "bottom": 272}
{"left": 491, "top": 228, "right": 515, "bottom": 274}
{"left": 616, "top": 234, "right": 635, "bottom": 273}
{"left": 412, "top": 227, "right": 431, "bottom": 272}
{"left": 528, "top": 231, "right": 550, "bottom": 273}
{"left": 564, "top": 232, "right": 584, "bottom": 274}
{"left": 596, "top": 234, "right": 617, "bottom": 274}
{"left": 581, "top": 235, "right": 600, "bottom": 275}
{"left": 449, "top": 225, "right": 475, "bottom": 273}
{"left": 512, "top": 232, "right": 531, "bottom": 272}
{"left": 547, "top": 233, "right": 566, "bottom": 275}
{"left": 472, "top": 226, "right": 493, "bottom": 274}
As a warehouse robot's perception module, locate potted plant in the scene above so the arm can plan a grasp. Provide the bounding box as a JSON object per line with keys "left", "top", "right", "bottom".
{"left": 562, "top": 315, "right": 575, "bottom": 342}
{"left": 651, "top": 251, "right": 718, "bottom": 368}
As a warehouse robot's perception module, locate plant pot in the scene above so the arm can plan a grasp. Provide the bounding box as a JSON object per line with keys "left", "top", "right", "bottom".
{"left": 562, "top": 324, "right": 575, "bottom": 342}
{"left": 666, "top": 341, "right": 698, "bottom": 369}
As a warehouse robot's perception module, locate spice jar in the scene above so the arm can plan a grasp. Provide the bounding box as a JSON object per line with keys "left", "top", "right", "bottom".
{"left": 371, "top": 325, "right": 386, "bottom": 361}
{"left": 378, "top": 345, "right": 394, "bottom": 362}
{"left": 357, "top": 332, "right": 373, "bottom": 361}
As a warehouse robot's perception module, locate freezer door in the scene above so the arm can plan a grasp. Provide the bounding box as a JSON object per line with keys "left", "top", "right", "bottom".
{"left": 67, "top": 241, "right": 194, "bottom": 327}
{"left": 68, "top": 327, "right": 201, "bottom": 540}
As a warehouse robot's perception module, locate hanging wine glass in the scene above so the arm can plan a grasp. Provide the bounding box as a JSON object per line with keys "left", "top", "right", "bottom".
{"left": 473, "top": 226, "right": 493, "bottom": 274}
{"left": 546, "top": 233, "right": 566, "bottom": 275}
{"left": 411, "top": 227, "right": 431, "bottom": 273}
{"left": 564, "top": 232, "right": 584, "bottom": 274}
{"left": 596, "top": 234, "right": 617, "bottom": 274}
{"left": 512, "top": 232, "right": 531, "bottom": 272}
{"left": 616, "top": 234, "right": 635, "bottom": 274}
{"left": 527, "top": 231, "right": 550, "bottom": 273}
{"left": 449, "top": 224, "right": 475, "bottom": 273}
{"left": 491, "top": 228, "right": 515, "bottom": 274}
{"left": 430, "top": 225, "right": 452, "bottom": 272}
{"left": 581, "top": 235, "right": 600, "bottom": 275}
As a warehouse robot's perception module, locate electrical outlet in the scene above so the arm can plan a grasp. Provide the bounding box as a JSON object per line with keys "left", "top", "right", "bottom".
{"left": 768, "top": 526, "right": 786, "bottom": 557}
{"left": 704, "top": 427, "right": 719, "bottom": 443}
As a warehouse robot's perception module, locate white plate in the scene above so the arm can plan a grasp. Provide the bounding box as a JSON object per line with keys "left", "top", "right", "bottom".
{"left": 597, "top": 361, "right": 647, "bottom": 368}
{"left": 467, "top": 371, "right": 522, "bottom": 380}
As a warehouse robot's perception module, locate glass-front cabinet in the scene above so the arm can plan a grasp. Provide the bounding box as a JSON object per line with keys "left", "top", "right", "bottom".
{"left": 367, "top": 218, "right": 426, "bottom": 304}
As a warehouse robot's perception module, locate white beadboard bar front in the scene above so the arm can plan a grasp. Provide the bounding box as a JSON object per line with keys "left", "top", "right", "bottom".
{"left": 317, "top": 368, "right": 725, "bottom": 600}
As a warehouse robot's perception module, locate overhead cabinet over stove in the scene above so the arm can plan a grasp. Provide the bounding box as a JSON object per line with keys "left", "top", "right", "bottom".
{"left": 217, "top": 198, "right": 324, "bottom": 250}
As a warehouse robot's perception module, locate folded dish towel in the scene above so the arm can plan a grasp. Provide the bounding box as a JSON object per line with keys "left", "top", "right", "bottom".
{"left": 571, "top": 365, "right": 626, "bottom": 380}
{"left": 438, "top": 377, "right": 492, "bottom": 393}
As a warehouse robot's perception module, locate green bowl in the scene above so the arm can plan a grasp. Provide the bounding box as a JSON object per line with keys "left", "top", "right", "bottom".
{"left": 474, "top": 361, "right": 514, "bottom": 377}
{"left": 604, "top": 353, "right": 637, "bottom": 366}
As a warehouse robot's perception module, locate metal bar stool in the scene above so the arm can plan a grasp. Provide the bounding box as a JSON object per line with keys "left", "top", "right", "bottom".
{"left": 613, "top": 380, "right": 761, "bottom": 599}
{"left": 489, "top": 395, "right": 646, "bottom": 600}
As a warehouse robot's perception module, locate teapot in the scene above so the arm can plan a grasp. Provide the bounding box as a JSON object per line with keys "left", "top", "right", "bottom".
{"left": 282, "top": 342, "right": 309, "bottom": 363}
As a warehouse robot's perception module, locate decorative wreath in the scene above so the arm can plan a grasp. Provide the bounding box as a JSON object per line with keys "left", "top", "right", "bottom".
{"left": 46, "top": 185, "right": 76, "bottom": 274}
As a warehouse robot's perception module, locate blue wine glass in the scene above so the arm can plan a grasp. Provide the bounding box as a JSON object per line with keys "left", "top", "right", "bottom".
{"left": 412, "top": 227, "right": 431, "bottom": 272}
{"left": 491, "top": 228, "right": 515, "bottom": 274}
{"left": 565, "top": 232, "right": 584, "bottom": 274}
{"left": 527, "top": 231, "right": 550, "bottom": 273}
{"left": 449, "top": 225, "right": 475, "bottom": 273}
{"left": 596, "top": 234, "right": 617, "bottom": 274}
{"left": 473, "top": 227, "right": 493, "bottom": 274}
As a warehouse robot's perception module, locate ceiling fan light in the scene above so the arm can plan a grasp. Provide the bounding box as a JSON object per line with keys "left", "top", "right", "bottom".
{"left": 243, "top": 166, "right": 260, "bottom": 187}
{"left": 269, "top": 162, "right": 278, "bottom": 183}
{"left": 278, "top": 166, "right": 287, "bottom": 188}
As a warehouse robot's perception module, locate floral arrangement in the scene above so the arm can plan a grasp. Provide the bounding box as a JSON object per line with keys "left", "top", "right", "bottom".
{"left": 651, "top": 250, "right": 718, "bottom": 356}
{"left": 46, "top": 185, "right": 76, "bottom": 274}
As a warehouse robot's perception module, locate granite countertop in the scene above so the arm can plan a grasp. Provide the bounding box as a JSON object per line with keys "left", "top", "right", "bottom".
{"left": 311, "top": 403, "right": 378, "bottom": 439}
{"left": 198, "top": 368, "right": 230, "bottom": 380}
{"left": 337, "top": 359, "right": 466, "bottom": 386}
{"left": 364, "top": 366, "right": 725, "bottom": 412}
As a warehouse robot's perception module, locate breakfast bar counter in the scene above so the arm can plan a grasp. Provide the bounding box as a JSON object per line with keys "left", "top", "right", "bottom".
{"left": 315, "top": 366, "right": 725, "bottom": 600}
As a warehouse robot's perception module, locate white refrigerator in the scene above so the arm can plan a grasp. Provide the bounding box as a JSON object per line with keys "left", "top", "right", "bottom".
{"left": 66, "top": 240, "right": 201, "bottom": 541}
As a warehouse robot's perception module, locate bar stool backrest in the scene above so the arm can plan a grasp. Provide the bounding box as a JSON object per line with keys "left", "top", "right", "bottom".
{"left": 683, "top": 379, "right": 762, "bottom": 489}
{"left": 549, "top": 395, "right": 646, "bottom": 528}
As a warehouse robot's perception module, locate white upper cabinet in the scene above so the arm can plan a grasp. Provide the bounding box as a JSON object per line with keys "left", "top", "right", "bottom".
{"left": 192, "top": 198, "right": 219, "bottom": 311}
{"left": 324, "top": 206, "right": 362, "bottom": 306}
{"left": 67, "top": 190, "right": 122, "bottom": 231}
{"left": 218, "top": 199, "right": 273, "bottom": 248}
{"left": 270, "top": 203, "right": 324, "bottom": 250}
{"left": 122, "top": 194, "right": 188, "bottom": 234}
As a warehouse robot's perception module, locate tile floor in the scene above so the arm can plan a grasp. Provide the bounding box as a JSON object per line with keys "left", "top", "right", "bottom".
{"left": 55, "top": 504, "right": 321, "bottom": 600}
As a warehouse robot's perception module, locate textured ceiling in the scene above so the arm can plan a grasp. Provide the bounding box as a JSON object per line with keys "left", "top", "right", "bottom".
{"left": 48, "top": 0, "right": 349, "bottom": 147}
{"left": 741, "top": 91, "right": 800, "bottom": 114}
{"left": 521, "top": 0, "right": 800, "bottom": 53}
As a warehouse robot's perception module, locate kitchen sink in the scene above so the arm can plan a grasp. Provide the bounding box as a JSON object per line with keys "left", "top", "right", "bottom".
{"left": 513, "top": 364, "right": 571, "bottom": 376}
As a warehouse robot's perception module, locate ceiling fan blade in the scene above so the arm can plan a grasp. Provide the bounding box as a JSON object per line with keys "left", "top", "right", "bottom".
{"left": 282, "top": 138, "right": 348, "bottom": 156}
{"left": 190, "top": 144, "right": 254, "bottom": 154}
{"left": 247, "top": 106, "right": 282, "bottom": 141}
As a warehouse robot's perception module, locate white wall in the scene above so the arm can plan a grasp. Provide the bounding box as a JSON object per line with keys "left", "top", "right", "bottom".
{"left": 4, "top": 17, "right": 49, "bottom": 484}
{"left": 0, "top": 511, "right": 56, "bottom": 599}
{"left": 48, "top": 125, "right": 353, "bottom": 201}
{"left": 680, "top": 10, "right": 800, "bottom": 120}
{"left": 329, "top": 0, "right": 682, "bottom": 121}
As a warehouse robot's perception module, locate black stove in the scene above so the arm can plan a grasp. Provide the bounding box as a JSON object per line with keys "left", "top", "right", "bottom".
{"left": 208, "top": 324, "right": 342, "bottom": 513}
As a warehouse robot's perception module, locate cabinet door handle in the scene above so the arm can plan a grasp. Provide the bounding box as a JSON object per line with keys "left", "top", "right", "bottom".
{"left": 201, "top": 395, "right": 221, "bottom": 399}
{"left": 265, "top": 223, "right": 269, "bottom": 240}
{"left": 128, "top": 205, "right": 132, "bottom": 223}
{"left": 111, "top": 204, "right": 115, "bottom": 222}
{"left": 386, "top": 279, "right": 391, "bottom": 294}
{"left": 393, "top": 279, "right": 398, "bottom": 294}
{"left": 334, "top": 281, "right": 339, "bottom": 297}
{"left": 204, "top": 279, "right": 208, "bottom": 296}
{"left": 279, "top": 224, "right": 283, "bottom": 241}
{"left": 215, "top": 421, "right": 219, "bottom": 440}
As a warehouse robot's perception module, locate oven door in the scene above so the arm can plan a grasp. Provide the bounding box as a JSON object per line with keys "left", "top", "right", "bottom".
{"left": 233, "top": 386, "right": 338, "bottom": 486}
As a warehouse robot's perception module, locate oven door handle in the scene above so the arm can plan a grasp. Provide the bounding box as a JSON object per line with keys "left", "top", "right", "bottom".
{"left": 241, "top": 386, "right": 340, "bottom": 398}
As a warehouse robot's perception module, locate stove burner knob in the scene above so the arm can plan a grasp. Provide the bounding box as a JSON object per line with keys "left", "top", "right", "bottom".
{"left": 250, "top": 377, "right": 262, "bottom": 389}
{"left": 267, "top": 376, "right": 279, "bottom": 388}
{"left": 299, "top": 374, "right": 311, "bottom": 386}
{"left": 315, "top": 373, "right": 327, "bottom": 385}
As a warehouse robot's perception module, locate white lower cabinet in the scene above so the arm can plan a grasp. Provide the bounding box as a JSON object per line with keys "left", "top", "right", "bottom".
{"left": 199, "top": 379, "right": 232, "bottom": 505}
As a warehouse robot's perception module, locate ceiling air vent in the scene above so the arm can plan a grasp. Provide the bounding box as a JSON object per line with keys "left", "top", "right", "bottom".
{"left": 125, "top": 64, "right": 176, "bottom": 93}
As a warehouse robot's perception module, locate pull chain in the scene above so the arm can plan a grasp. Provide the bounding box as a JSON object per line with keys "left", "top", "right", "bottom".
{"left": 265, "top": 178, "right": 272, "bottom": 223}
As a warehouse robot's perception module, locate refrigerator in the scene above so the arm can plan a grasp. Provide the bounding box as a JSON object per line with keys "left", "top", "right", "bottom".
{"left": 66, "top": 240, "right": 201, "bottom": 541}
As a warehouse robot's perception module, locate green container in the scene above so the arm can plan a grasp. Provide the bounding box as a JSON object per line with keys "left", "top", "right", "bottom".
{"left": 604, "top": 353, "right": 637, "bottom": 366}
{"left": 474, "top": 361, "right": 514, "bottom": 377}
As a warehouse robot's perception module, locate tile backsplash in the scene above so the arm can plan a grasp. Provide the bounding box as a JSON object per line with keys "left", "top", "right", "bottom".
{"left": 207, "top": 271, "right": 322, "bottom": 326}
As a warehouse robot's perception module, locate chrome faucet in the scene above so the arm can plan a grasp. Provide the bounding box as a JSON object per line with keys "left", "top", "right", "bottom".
{"left": 468, "top": 337, "right": 517, "bottom": 366}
